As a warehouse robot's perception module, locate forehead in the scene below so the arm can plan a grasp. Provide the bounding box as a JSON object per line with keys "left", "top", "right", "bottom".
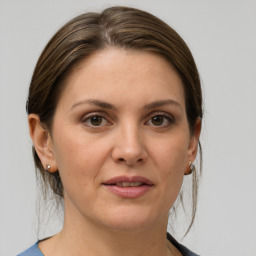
{"left": 58, "top": 48, "right": 185, "bottom": 110}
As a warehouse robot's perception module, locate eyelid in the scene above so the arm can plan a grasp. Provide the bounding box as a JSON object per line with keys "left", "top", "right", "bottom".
{"left": 147, "top": 111, "right": 174, "bottom": 120}
{"left": 81, "top": 111, "right": 105, "bottom": 120}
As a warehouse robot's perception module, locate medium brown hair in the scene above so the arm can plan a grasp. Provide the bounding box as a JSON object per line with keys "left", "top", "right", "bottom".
{"left": 27, "top": 6, "right": 203, "bottom": 235}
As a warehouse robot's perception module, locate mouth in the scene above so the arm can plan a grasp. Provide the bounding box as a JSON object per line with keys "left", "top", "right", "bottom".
{"left": 103, "top": 175, "right": 153, "bottom": 187}
{"left": 102, "top": 176, "right": 154, "bottom": 198}
{"left": 115, "top": 181, "right": 145, "bottom": 187}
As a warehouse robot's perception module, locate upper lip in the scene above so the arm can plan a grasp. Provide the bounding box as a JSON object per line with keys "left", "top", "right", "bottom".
{"left": 103, "top": 176, "right": 154, "bottom": 185}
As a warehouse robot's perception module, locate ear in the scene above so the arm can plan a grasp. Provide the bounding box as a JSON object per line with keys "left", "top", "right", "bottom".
{"left": 28, "top": 114, "right": 57, "bottom": 173}
{"left": 187, "top": 117, "right": 202, "bottom": 163}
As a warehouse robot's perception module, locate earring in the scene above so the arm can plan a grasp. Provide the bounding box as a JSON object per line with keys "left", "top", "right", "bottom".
{"left": 46, "top": 165, "right": 51, "bottom": 171}
{"left": 185, "top": 161, "right": 195, "bottom": 175}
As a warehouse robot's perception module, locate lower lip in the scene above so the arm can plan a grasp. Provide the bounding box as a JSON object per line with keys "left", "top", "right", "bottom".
{"left": 103, "top": 185, "right": 152, "bottom": 198}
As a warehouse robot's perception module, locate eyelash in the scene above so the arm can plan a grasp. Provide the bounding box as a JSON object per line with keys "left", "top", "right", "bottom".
{"left": 145, "top": 112, "right": 174, "bottom": 127}
{"left": 81, "top": 112, "right": 174, "bottom": 128}
{"left": 81, "top": 112, "right": 111, "bottom": 127}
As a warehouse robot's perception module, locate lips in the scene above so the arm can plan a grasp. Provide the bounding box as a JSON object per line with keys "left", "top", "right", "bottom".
{"left": 102, "top": 176, "right": 154, "bottom": 198}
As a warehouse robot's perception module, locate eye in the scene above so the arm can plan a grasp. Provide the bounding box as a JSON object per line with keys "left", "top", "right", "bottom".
{"left": 146, "top": 113, "right": 174, "bottom": 127}
{"left": 82, "top": 113, "right": 110, "bottom": 127}
{"left": 89, "top": 116, "right": 103, "bottom": 126}
{"left": 151, "top": 115, "right": 164, "bottom": 126}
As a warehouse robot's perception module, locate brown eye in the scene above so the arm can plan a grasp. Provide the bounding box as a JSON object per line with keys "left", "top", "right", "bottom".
{"left": 151, "top": 116, "right": 164, "bottom": 126}
{"left": 82, "top": 113, "right": 111, "bottom": 128}
{"left": 89, "top": 116, "right": 103, "bottom": 126}
{"left": 146, "top": 113, "right": 174, "bottom": 127}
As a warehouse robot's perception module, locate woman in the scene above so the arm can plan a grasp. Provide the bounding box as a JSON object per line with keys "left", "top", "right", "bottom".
{"left": 18, "top": 6, "right": 202, "bottom": 256}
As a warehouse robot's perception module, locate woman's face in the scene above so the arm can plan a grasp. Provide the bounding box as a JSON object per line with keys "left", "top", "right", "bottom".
{"left": 47, "top": 48, "right": 199, "bottom": 232}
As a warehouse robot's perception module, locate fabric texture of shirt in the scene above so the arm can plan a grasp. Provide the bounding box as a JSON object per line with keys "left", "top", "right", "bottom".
{"left": 17, "top": 233, "right": 199, "bottom": 256}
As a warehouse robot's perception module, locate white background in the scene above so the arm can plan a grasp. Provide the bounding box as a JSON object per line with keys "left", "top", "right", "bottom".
{"left": 0, "top": 0, "right": 256, "bottom": 255}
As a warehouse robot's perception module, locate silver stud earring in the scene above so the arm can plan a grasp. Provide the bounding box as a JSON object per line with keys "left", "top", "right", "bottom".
{"left": 46, "top": 165, "right": 51, "bottom": 171}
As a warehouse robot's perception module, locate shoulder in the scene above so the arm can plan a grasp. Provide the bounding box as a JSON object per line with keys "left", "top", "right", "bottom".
{"left": 17, "top": 242, "right": 43, "bottom": 256}
{"left": 167, "top": 233, "right": 200, "bottom": 256}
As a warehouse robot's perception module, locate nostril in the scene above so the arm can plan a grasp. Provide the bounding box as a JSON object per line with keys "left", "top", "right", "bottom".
{"left": 117, "top": 157, "right": 144, "bottom": 165}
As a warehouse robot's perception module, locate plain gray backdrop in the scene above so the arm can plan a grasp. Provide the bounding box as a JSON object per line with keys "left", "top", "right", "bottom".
{"left": 0, "top": 0, "right": 256, "bottom": 255}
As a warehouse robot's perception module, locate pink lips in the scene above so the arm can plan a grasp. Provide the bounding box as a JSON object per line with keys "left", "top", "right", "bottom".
{"left": 102, "top": 176, "right": 154, "bottom": 199}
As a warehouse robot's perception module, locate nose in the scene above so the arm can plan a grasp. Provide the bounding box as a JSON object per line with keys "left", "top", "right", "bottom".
{"left": 111, "top": 123, "right": 148, "bottom": 166}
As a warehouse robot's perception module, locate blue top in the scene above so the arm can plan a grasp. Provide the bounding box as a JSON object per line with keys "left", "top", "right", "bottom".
{"left": 17, "top": 242, "right": 43, "bottom": 256}
{"left": 17, "top": 234, "right": 199, "bottom": 256}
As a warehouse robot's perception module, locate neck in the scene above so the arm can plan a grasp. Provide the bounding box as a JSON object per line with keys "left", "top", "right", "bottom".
{"left": 59, "top": 216, "right": 170, "bottom": 256}
{"left": 39, "top": 201, "right": 179, "bottom": 256}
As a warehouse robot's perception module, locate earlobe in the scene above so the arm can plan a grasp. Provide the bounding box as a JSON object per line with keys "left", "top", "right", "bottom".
{"left": 184, "top": 161, "right": 195, "bottom": 175}
{"left": 28, "top": 114, "right": 57, "bottom": 172}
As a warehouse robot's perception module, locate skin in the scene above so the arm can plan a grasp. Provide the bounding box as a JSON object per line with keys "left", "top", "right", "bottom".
{"left": 29, "top": 48, "right": 201, "bottom": 256}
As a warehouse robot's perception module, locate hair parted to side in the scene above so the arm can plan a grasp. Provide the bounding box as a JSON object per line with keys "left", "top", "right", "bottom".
{"left": 27, "top": 6, "right": 203, "bottom": 235}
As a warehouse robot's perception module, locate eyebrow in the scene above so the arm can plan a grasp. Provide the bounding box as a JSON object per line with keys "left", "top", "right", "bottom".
{"left": 70, "top": 99, "right": 116, "bottom": 111}
{"left": 143, "top": 99, "right": 182, "bottom": 110}
{"left": 70, "top": 99, "right": 182, "bottom": 111}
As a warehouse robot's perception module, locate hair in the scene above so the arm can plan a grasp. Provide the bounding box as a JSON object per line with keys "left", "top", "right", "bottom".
{"left": 26, "top": 6, "right": 203, "bottom": 236}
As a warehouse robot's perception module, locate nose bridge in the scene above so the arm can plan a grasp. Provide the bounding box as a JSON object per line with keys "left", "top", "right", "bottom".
{"left": 112, "top": 117, "right": 147, "bottom": 165}
{"left": 122, "top": 120, "right": 142, "bottom": 152}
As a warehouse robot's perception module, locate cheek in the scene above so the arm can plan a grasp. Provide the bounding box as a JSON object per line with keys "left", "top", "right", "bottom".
{"left": 52, "top": 128, "right": 109, "bottom": 187}
{"left": 150, "top": 135, "right": 189, "bottom": 196}
{"left": 152, "top": 136, "right": 189, "bottom": 173}
{"left": 154, "top": 147, "right": 186, "bottom": 211}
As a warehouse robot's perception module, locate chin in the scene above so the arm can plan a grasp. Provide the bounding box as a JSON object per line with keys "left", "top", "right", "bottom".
{"left": 98, "top": 206, "right": 167, "bottom": 233}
